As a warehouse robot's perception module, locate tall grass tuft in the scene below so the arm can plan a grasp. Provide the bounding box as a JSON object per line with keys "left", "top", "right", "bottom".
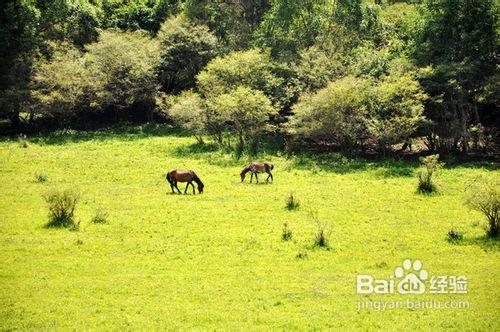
{"left": 92, "top": 206, "right": 109, "bottom": 224}
{"left": 43, "top": 189, "right": 80, "bottom": 228}
{"left": 285, "top": 192, "right": 300, "bottom": 210}
{"left": 282, "top": 222, "right": 292, "bottom": 241}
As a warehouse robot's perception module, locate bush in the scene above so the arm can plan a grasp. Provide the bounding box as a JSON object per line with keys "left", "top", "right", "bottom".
{"left": 285, "top": 193, "right": 300, "bottom": 211}
{"left": 417, "top": 154, "right": 444, "bottom": 193}
{"left": 157, "top": 15, "right": 219, "bottom": 93}
{"left": 288, "top": 76, "right": 370, "bottom": 153}
{"left": 92, "top": 207, "right": 109, "bottom": 224}
{"left": 465, "top": 179, "right": 499, "bottom": 238}
{"left": 282, "top": 222, "right": 293, "bottom": 241}
{"left": 31, "top": 44, "right": 97, "bottom": 126}
{"left": 85, "top": 30, "right": 161, "bottom": 120}
{"left": 43, "top": 189, "right": 80, "bottom": 228}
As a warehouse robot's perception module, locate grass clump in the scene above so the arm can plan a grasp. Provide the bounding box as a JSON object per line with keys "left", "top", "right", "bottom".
{"left": 285, "top": 192, "right": 300, "bottom": 210}
{"left": 417, "top": 154, "right": 444, "bottom": 194}
{"left": 35, "top": 172, "right": 48, "bottom": 183}
{"left": 43, "top": 189, "right": 80, "bottom": 228}
{"left": 313, "top": 222, "right": 331, "bottom": 249}
{"left": 465, "top": 178, "right": 499, "bottom": 238}
{"left": 281, "top": 222, "right": 292, "bottom": 241}
{"left": 92, "top": 207, "right": 109, "bottom": 224}
{"left": 447, "top": 228, "right": 464, "bottom": 243}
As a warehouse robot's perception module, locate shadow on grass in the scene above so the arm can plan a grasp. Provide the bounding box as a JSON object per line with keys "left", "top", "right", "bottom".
{"left": 452, "top": 235, "right": 499, "bottom": 251}
{"left": 0, "top": 123, "right": 192, "bottom": 145}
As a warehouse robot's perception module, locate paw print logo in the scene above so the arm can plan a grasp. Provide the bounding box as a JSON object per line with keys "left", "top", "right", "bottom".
{"left": 394, "top": 259, "right": 428, "bottom": 294}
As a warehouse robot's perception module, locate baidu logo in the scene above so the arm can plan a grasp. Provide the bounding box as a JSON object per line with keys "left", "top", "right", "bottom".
{"left": 356, "top": 259, "right": 466, "bottom": 295}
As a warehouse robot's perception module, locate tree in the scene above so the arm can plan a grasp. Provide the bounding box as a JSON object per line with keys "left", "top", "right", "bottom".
{"left": 157, "top": 14, "right": 219, "bottom": 93}
{"left": 196, "top": 49, "right": 293, "bottom": 110}
{"left": 416, "top": 0, "right": 497, "bottom": 153}
{"left": 287, "top": 76, "right": 370, "bottom": 153}
{"left": 85, "top": 30, "right": 161, "bottom": 120}
{"left": 30, "top": 44, "right": 96, "bottom": 126}
{"left": 167, "top": 91, "right": 208, "bottom": 144}
{"left": 207, "top": 86, "right": 276, "bottom": 153}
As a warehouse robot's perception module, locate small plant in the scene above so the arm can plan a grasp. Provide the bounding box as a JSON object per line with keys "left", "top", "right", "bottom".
{"left": 313, "top": 222, "right": 331, "bottom": 249}
{"left": 282, "top": 222, "right": 293, "bottom": 241}
{"left": 295, "top": 250, "right": 308, "bottom": 259}
{"left": 43, "top": 189, "right": 80, "bottom": 228}
{"left": 465, "top": 179, "right": 499, "bottom": 238}
{"left": 285, "top": 192, "right": 300, "bottom": 211}
{"left": 70, "top": 220, "right": 81, "bottom": 232}
{"left": 35, "top": 173, "right": 48, "bottom": 183}
{"left": 447, "top": 228, "right": 464, "bottom": 242}
{"left": 18, "top": 134, "right": 28, "bottom": 148}
{"left": 92, "top": 207, "right": 109, "bottom": 224}
{"left": 417, "top": 154, "right": 444, "bottom": 193}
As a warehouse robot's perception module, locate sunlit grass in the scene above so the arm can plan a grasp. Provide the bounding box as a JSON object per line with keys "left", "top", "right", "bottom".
{"left": 0, "top": 127, "right": 498, "bottom": 329}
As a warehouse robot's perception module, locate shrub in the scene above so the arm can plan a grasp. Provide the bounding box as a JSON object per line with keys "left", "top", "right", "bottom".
{"left": 465, "top": 179, "right": 499, "bottom": 238}
{"left": 282, "top": 222, "right": 293, "bottom": 241}
{"left": 31, "top": 44, "right": 97, "bottom": 126}
{"left": 285, "top": 193, "right": 300, "bottom": 211}
{"left": 157, "top": 15, "right": 219, "bottom": 93}
{"left": 447, "top": 228, "right": 464, "bottom": 242}
{"left": 92, "top": 207, "right": 109, "bottom": 224}
{"left": 287, "top": 76, "right": 370, "bottom": 153}
{"left": 43, "top": 189, "right": 80, "bottom": 228}
{"left": 85, "top": 30, "right": 161, "bottom": 120}
{"left": 417, "top": 154, "right": 444, "bottom": 193}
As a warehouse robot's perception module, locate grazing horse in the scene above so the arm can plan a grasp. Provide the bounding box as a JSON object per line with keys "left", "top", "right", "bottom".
{"left": 166, "top": 169, "right": 204, "bottom": 194}
{"left": 240, "top": 162, "right": 274, "bottom": 183}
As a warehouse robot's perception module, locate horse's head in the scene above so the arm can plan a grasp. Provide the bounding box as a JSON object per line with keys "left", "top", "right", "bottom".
{"left": 240, "top": 171, "right": 246, "bottom": 182}
{"left": 198, "top": 182, "right": 204, "bottom": 193}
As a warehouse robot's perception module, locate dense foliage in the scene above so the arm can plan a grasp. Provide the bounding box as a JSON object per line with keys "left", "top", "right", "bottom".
{"left": 0, "top": 0, "right": 497, "bottom": 156}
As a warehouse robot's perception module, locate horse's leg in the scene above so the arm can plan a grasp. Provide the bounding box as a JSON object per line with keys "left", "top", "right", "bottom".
{"left": 255, "top": 173, "right": 259, "bottom": 183}
{"left": 184, "top": 182, "right": 189, "bottom": 194}
{"left": 175, "top": 182, "right": 181, "bottom": 194}
{"left": 170, "top": 183, "right": 175, "bottom": 193}
{"left": 191, "top": 182, "right": 195, "bottom": 195}
{"left": 250, "top": 172, "right": 253, "bottom": 183}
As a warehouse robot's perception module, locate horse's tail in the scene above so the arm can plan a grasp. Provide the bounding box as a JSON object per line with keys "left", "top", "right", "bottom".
{"left": 166, "top": 172, "right": 172, "bottom": 184}
{"left": 270, "top": 164, "right": 274, "bottom": 170}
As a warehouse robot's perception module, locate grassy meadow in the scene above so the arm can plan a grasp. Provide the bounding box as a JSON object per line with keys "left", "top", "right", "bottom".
{"left": 0, "top": 125, "right": 499, "bottom": 330}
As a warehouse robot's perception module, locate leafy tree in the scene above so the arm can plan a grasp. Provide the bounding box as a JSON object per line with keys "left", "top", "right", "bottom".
{"left": 197, "top": 49, "right": 294, "bottom": 110}
{"left": 287, "top": 76, "right": 370, "bottom": 153}
{"left": 157, "top": 14, "right": 219, "bottom": 93}
{"left": 167, "top": 91, "right": 208, "bottom": 144}
{"left": 367, "top": 63, "right": 427, "bottom": 152}
{"left": 30, "top": 44, "right": 96, "bottom": 125}
{"left": 207, "top": 86, "right": 276, "bottom": 153}
{"left": 416, "top": 0, "right": 497, "bottom": 153}
{"left": 85, "top": 30, "right": 161, "bottom": 120}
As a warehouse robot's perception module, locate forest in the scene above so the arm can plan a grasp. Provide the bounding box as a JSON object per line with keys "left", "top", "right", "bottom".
{"left": 0, "top": 0, "right": 498, "bottom": 156}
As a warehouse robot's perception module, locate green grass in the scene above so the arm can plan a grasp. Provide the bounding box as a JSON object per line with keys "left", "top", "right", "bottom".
{"left": 0, "top": 126, "right": 499, "bottom": 329}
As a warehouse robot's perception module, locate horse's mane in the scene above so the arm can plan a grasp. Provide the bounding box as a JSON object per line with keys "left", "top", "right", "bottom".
{"left": 192, "top": 172, "right": 204, "bottom": 186}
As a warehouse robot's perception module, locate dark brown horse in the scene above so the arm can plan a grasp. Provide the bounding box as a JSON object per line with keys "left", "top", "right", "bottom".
{"left": 166, "top": 169, "right": 204, "bottom": 194}
{"left": 240, "top": 162, "right": 274, "bottom": 183}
